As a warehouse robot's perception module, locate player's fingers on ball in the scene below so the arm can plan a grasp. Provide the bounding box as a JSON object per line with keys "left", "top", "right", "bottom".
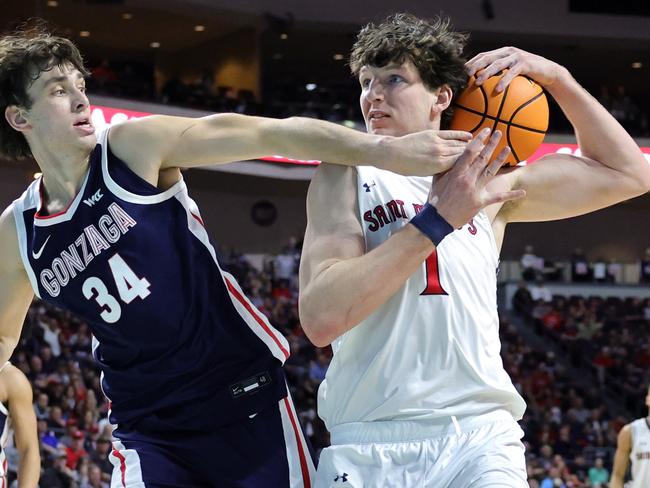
{"left": 465, "top": 49, "right": 502, "bottom": 73}
{"left": 477, "top": 130, "right": 502, "bottom": 164}
{"left": 456, "top": 135, "right": 485, "bottom": 171}
{"left": 476, "top": 58, "right": 512, "bottom": 84}
{"left": 485, "top": 146, "right": 511, "bottom": 176}
{"left": 495, "top": 63, "right": 522, "bottom": 92}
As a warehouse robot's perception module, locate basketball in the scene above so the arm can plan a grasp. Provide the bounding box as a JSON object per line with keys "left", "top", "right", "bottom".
{"left": 450, "top": 70, "right": 549, "bottom": 166}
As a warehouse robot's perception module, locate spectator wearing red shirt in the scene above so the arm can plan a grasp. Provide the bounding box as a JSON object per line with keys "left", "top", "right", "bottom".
{"left": 65, "top": 430, "right": 88, "bottom": 470}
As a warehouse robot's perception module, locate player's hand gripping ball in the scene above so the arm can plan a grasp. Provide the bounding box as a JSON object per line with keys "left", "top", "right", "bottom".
{"left": 450, "top": 70, "right": 549, "bottom": 167}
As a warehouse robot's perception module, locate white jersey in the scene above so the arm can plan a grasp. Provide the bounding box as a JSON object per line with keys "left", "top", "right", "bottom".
{"left": 0, "top": 362, "right": 11, "bottom": 480}
{"left": 630, "top": 418, "right": 650, "bottom": 488}
{"left": 317, "top": 166, "right": 526, "bottom": 431}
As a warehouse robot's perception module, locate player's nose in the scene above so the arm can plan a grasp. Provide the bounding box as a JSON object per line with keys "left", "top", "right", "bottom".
{"left": 365, "top": 79, "right": 385, "bottom": 102}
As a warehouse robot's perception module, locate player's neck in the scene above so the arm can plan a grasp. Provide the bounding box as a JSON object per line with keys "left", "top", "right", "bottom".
{"left": 36, "top": 147, "right": 91, "bottom": 212}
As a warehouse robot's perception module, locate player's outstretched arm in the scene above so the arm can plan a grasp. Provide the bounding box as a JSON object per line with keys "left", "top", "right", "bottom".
{"left": 465, "top": 47, "right": 650, "bottom": 224}
{"left": 299, "top": 130, "right": 524, "bottom": 346}
{"left": 3, "top": 364, "right": 40, "bottom": 488}
{"left": 610, "top": 424, "right": 632, "bottom": 488}
{"left": 0, "top": 207, "right": 34, "bottom": 365}
{"left": 108, "top": 113, "right": 471, "bottom": 178}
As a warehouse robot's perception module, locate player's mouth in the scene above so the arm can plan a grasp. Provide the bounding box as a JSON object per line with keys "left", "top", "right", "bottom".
{"left": 73, "top": 117, "right": 95, "bottom": 135}
{"left": 368, "top": 110, "right": 390, "bottom": 127}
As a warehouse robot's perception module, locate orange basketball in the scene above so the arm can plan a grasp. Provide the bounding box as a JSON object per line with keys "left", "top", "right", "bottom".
{"left": 450, "top": 70, "right": 549, "bottom": 166}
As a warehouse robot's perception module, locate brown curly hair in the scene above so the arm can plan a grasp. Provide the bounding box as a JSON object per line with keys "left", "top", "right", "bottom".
{"left": 0, "top": 28, "right": 89, "bottom": 160}
{"left": 350, "top": 13, "right": 469, "bottom": 128}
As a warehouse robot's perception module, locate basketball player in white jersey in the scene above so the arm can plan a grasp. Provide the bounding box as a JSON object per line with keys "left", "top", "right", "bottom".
{"left": 0, "top": 362, "right": 39, "bottom": 488}
{"left": 299, "top": 13, "right": 650, "bottom": 487}
{"left": 611, "top": 386, "right": 650, "bottom": 488}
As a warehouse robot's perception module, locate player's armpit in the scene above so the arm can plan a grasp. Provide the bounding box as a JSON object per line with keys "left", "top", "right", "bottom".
{"left": 0, "top": 207, "right": 35, "bottom": 365}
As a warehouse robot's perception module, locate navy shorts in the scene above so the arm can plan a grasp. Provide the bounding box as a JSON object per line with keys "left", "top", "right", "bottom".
{"left": 109, "top": 395, "right": 315, "bottom": 487}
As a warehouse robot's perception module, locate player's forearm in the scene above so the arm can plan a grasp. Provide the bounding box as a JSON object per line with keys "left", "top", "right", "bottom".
{"left": 547, "top": 70, "right": 650, "bottom": 193}
{"left": 260, "top": 116, "right": 396, "bottom": 169}
{"left": 609, "top": 475, "right": 624, "bottom": 488}
{"left": 300, "top": 225, "right": 434, "bottom": 347}
{"left": 18, "top": 447, "right": 40, "bottom": 488}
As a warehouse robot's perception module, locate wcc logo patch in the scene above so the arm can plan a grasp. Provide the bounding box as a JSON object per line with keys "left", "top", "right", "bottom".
{"left": 83, "top": 189, "right": 104, "bottom": 207}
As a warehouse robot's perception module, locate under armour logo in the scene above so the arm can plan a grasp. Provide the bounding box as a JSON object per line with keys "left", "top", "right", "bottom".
{"left": 83, "top": 189, "right": 104, "bottom": 207}
{"left": 362, "top": 181, "right": 376, "bottom": 192}
{"left": 334, "top": 473, "right": 349, "bottom": 482}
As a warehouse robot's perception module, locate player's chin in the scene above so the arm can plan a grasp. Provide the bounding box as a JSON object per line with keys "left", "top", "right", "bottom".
{"left": 368, "top": 126, "right": 398, "bottom": 137}
{"left": 77, "top": 132, "right": 97, "bottom": 149}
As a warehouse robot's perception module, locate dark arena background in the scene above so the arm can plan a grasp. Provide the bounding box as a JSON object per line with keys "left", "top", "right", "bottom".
{"left": 1, "top": 1, "right": 650, "bottom": 486}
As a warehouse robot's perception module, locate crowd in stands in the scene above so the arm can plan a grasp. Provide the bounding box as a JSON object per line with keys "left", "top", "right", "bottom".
{"left": 3, "top": 236, "right": 640, "bottom": 486}
{"left": 519, "top": 245, "right": 650, "bottom": 285}
{"left": 86, "top": 58, "right": 649, "bottom": 137}
{"left": 514, "top": 282, "right": 650, "bottom": 420}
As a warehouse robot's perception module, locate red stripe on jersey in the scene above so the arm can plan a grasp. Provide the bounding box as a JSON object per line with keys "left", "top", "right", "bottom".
{"left": 190, "top": 212, "right": 205, "bottom": 227}
{"left": 111, "top": 445, "right": 127, "bottom": 487}
{"left": 34, "top": 179, "right": 75, "bottom": 220}
{"left": 283, "top": 396, "right": 312, "bottom": 488}
{"left": 224, "top": 277, "right": 290, "bottom": 360}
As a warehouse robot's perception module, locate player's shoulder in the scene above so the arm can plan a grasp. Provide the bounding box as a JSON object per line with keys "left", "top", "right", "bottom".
{"left": 0, "top": 204, "right": 18, "bottom": 248}
{"left": 0, "top": 204, "right": 25, "bottom": 273}
{"left": 107, "top": 115, "right": 180, "bottom": 176}
{"left": 309, "top": 163, "right": 357, "bottom": 199}
{"left": 0, "top": 363, "right": 29, "bottom": 391}
{"left": 619, "top": 422, "right": 634, "bottom": 441}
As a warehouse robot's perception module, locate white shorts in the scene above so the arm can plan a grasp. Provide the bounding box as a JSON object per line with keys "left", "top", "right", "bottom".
{"left": 315, "top": 410, "right": 527, "bottom": 488}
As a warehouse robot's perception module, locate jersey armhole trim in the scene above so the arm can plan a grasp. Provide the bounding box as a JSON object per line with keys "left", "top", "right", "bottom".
{"left": 100, "top": 126, "right": 187, "bottom": 205}
{"left": 11, "top": 197, "right": 42, "bottom": 298}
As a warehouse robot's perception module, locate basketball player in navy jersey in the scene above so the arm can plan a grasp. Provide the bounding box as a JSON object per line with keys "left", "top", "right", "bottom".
{"left": 299, "top": 13, "right": 650, "bottom": 487}
{"left": 0, "top": 30, "right": 481, "bottom": 487}
{"left": 0, "top": 362, "right": 40, "bottom": 488}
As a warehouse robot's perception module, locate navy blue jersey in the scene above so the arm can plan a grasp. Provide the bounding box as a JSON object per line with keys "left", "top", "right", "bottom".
{"left": 13, "top": 129, "right": 289, "bottom": 431}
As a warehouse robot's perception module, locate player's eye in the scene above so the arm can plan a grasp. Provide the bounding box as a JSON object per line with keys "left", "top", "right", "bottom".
{"left": 388, "top": 74, "right": 404, "bottom": 84}
{"left": 360, "top": 78, "right": 371, "bottom": 88}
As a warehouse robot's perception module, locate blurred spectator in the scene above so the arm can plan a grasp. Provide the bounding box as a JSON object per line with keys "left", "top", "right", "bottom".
{"left": 592, "top": 347, "right": 615, "bottom": 384}
{"left": 570, "top": 248, "right": 590, "bottom": 282}
{"left": 89, "top": 434, "right": 113, "bottom": 482}
{"left": 592, "top": 257, "right": 607, "bottom": 283}
{"left": 639, "top": 247, "right": 650, "bottom": 283}
{"left": 521, "top": 245, "right": 544, "bottom": 282}
{"left": 90, "top": 59, "right": 118, "bottom": 94}
{"left": 587, "top": 457, "right": 609, "bottom": 486}
{"left": 65, "top": 430, "right": 88, "bottom": 470}
{"left": 513, "top": 282, "right": 534, "bottom": 317}
{"left": 606, "top": 258, "right": 621, "bottom": 283}
{"left": 529, "top": 279, "right": 553, "bottom": 303}
{"left": 40, "top": 448, "right": 77, "bottom": 488}
{"left": 80, "top": 464, "right": 109, "bottom": 488}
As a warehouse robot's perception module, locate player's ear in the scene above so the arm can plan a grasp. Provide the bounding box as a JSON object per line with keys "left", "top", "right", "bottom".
{"left": 434, "top": 85, "right": 453, "bottom": 113}
{"left": 5, "top": 105, "right": 31, "bottom": 132}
